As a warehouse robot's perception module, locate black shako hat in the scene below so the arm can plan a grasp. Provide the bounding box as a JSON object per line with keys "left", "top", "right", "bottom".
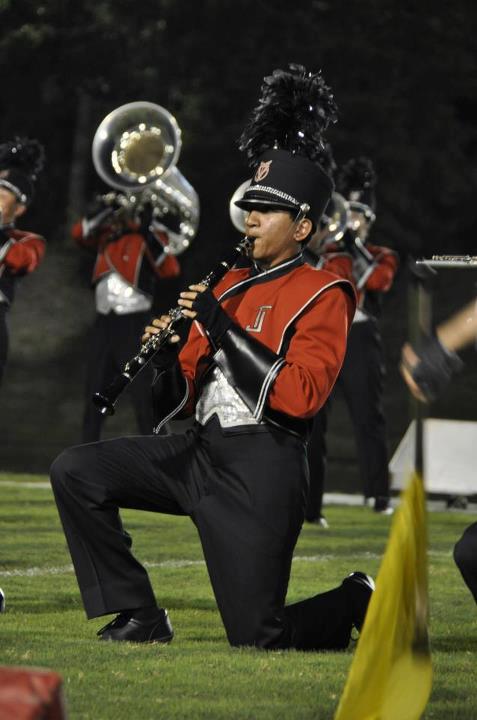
{"left": 0, "top": 168, "right": 33, "bottom": 205}
{"left": 336, "top": 156, "right": 377, "bottom": 219}
{"left": 235, "top": 64, "right": 338, "bottom": 228}
{"left": 235, "top": 148, "right": 333, "bottom": 226}
{"left": 0, "top": 137, "right": 45, "bottom": 206}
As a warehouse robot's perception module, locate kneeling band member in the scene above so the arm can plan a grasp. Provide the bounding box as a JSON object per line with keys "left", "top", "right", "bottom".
{"left": 51, "top": 65, "right": 374, "bottom": 649}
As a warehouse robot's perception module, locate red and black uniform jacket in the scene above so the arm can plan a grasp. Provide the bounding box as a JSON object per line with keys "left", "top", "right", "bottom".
{"left": 152, "top": 254, "right": 356, "bottom": 438}
{"left": 355, "top": 242, "right": 398, "bottom": 319}
{"left": 0, "top": 228, "right": 46, "bottom": 305}
{"left": 72, "top": 219, "right": 180, "bottom": 297}
{"left": 304, "top": 242, "right": 354, "bottom": 284}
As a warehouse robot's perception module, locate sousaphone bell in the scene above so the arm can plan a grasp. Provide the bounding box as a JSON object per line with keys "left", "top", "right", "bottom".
{"left": 92, "top": 101, "right": 199, "bottom": 254}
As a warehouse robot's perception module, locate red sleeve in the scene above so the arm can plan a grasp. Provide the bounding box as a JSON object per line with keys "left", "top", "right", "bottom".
{"left": 364, "top": 245, "right": 399, "bottom": 292}
{"left": 149, "top": 231, "right": 181, "bottom": 279}
{"left": 321, "top": 252, "right": 354, "bottom": 283}
{"left": 268, "top": 287, "right": 354, "bottom": 418}
{"left": 157, "top": 253, "right": 181, "bottom": 278}
{"left": 71, "top": 220, "right": 84, "bottom": 244}
{"left": 3, "top": 234, "right": 46, "bottom": 273}
{"left": 72, "top": 220, "right": 111, "bottom": 250}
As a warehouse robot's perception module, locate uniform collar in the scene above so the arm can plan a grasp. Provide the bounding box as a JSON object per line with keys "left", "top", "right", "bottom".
{"left": 251, "top": 252, "right": 304, "bottom": 277}
{"left": 219, "top": 252, "right": 304, "bottom": 302}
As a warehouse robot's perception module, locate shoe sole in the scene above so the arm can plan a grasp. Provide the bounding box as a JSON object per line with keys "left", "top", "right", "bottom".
{"left": 100, "top": 632, "right": 174, "bottom": 644}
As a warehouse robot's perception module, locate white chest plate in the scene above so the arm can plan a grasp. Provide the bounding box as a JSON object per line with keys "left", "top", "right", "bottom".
{"left": 95, "top": 271, "right": 152, "bottom": 315}
{"left": 195, "top": 366, "right": 263, "bottom": 428}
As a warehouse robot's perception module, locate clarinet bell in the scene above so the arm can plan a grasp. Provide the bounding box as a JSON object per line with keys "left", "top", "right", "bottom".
{"left": 92, "top": 372, "right": 132, "bottom": 415}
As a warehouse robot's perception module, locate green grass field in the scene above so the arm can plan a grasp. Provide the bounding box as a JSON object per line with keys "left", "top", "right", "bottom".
{"left": 1, "top": 472, "right": 476, "bottom": 719}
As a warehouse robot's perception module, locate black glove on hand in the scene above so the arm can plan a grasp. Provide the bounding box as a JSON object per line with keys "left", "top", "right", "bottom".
{"left": 158, "top": 209, "right": 182, "bottom": 235}
{"left": 86, "top": 195, "right": 119, "bottom": 219}
{"left": 192, "top": 289, "right": 233, "bottom": 345}
{"left": 411, "top": 333, "right": 464, "bottom": 402}
{"left": 150, "top": 334, "right": 180, "bottom": 372}
{"left": 151, "top": 343, "right": 179, "bottom": 373}
{"left": 84, "top": 206, "right": 115, "bottom": 236}
{"left": 139, "top": 201, "right": 153, "bottom": 234}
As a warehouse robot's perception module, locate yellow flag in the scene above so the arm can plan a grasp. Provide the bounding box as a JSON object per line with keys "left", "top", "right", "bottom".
{"left": 334, "top": 471, "right": 433, "bottom": 720}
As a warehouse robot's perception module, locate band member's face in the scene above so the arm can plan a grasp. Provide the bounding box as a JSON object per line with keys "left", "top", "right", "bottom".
{"left": 0, "top": 188, "right": 25, "bottom": 224}
{"left": 244, "top": 208, "right": 311, "bottom": 268}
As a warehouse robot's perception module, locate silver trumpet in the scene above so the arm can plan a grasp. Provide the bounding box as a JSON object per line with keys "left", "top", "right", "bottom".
{"left": 93, "top": 236, "right": 253, "bottom": 416}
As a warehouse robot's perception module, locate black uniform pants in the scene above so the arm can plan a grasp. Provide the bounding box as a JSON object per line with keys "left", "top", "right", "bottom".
{"left": 454, "top": 522, "right": 477, "bottom": 605}
{"left": 339, "top": 320, "right": 390, "bottom": 500}
{"left": 82, "top": 311, "right": 154, "bottom": 443}
{"left": 50, "top": 417, "right": 355, "bottom": 650}
{"left": 307, "top": 319, "right": 390, "bottom": 511}
{"left": 305, "top": 405, "right": 328, "bottom": 521}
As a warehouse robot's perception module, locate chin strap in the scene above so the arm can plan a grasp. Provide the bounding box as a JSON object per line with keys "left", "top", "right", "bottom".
{"left": 214, "top": 324, "right": 285, "bottom": 421}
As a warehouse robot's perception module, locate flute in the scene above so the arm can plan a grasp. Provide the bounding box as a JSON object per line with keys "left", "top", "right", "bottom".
{"left": 93, "top": 235, "right": 253, "bottom": 416}
{"left": 416, "top": 255, "right": 477, "bottom": 269}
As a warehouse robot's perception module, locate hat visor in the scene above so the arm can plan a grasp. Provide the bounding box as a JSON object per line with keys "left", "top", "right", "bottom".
{"left": 0, "top": 179, "right": 26, "bottom": 204}
{"left": 234, "top": 197, "right": 298, "bottom": 213}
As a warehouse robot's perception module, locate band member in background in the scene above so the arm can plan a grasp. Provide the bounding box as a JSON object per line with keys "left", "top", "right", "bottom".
{"left": 51, "top": 65, "right": 375, "bottom": 651}
{"left": 0, "top": 138, "right": 46, "bottom": 388}
{"left": 307, "top": 158, "right": 399, "bottom": 518}
{"left": 303, "top": 190, "right": 354, "bottom": 527}
{"left": 401, "top": 297, "right": 477, "bottom": 605}
{"left": 72, "top": 193, "right": 182, "bottom": 442}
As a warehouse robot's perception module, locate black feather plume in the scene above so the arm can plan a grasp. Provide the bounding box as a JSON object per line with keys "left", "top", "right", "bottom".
{"left": 319, "top": 142, "right": 337, "bottom": 178}
{"left": 239, "top": 64, "right": 338, "bottom": 168}
{"left": 0, "top": 137, "right": 45, "bottom": 180}
{"left": 336, "top": 156, "right": 376, "bottom": 196}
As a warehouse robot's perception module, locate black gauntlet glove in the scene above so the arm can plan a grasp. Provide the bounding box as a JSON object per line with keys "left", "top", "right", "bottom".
{"left": 151, "top": 339, "right": 180, "bottom": 372}
{"left": 190, "top": 289, "right": 283, "bottom": 419}
{"left": 410, "top": 333, "right": 464, "bottom": 402}
{"left": 191, "top": 289, "right": 233, "bottom": 346}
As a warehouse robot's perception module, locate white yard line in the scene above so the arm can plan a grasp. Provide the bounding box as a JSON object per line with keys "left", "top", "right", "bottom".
{"left": 0, "top": 550, "right": 453, "bottom": 579}
{"left": 1, "top": 482, "right": 475, "bottom": 514}
{"left": 0, "top": 480, "right": 51, "bottom": 489}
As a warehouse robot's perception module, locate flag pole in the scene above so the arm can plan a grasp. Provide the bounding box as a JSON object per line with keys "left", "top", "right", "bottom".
{"left": 408, "top": 259, "right": 435, "bottom": 657}
{"left": 333, "top": 263, "right": 434, "bottom": 720}
{"left": 409, "top": 258, "right": 435, "bottom": 475}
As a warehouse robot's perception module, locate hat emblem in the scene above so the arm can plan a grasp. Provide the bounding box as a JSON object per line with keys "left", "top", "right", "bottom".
{"left": 254, "top": 160, "right": 272, "bottom": 182}
{"left": 0, "top": 170, "right": 10, "bottom": 179}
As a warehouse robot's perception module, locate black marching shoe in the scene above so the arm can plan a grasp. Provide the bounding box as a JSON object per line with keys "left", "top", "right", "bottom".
{"left": 97, "top": 607, "right": 174, "bottom": 643}
{"left": 305, "top": 514, "right": 329, "bottom": 529}
{"left": 342, "top": 571, "right": 375, "bottom": 631}
{"left": 374, "top": 496, "right": 394, "bottom": 516}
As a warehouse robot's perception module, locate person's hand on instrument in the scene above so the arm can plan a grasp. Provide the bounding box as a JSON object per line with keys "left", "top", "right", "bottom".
{"left": 142, "top": 315, "right": 180, "bottom": 345}
{"left": 178, "top": 284, "right": 232, "bottom": 343}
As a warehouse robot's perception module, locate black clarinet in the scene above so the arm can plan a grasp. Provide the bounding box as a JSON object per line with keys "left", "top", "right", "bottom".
{"left": 92, "top": 235, "right": 253, "bottom": 416}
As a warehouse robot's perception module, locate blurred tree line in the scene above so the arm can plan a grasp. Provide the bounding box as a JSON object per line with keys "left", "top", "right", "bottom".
{"left": 0, "top": 0, "right": 476, "bottom": 471}
{"left": 2, "top": 0, "right": 476, "bottom": 255}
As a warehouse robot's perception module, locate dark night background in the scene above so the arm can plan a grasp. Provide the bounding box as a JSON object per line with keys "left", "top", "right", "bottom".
{"left": 1, "top": 0, "right": 476, "bottom": 489}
